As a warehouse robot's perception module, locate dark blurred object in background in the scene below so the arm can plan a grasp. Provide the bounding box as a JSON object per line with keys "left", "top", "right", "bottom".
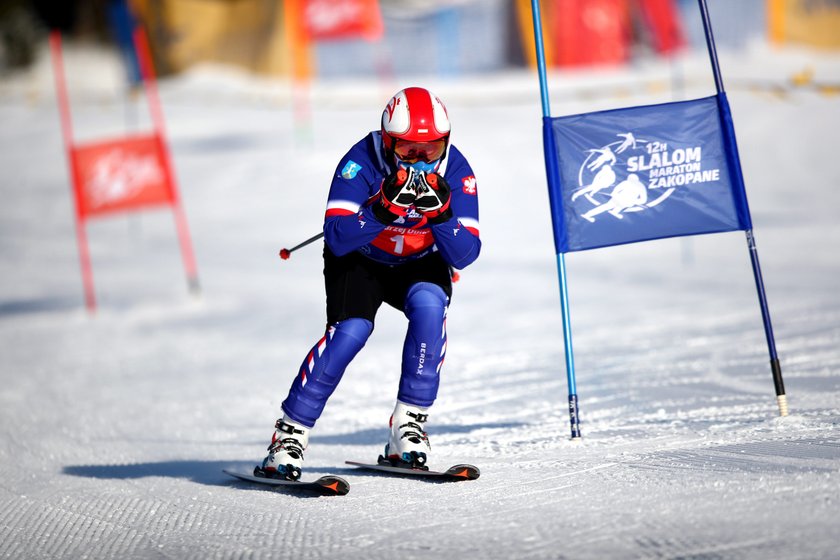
{"left": 1, "top": 0, "right": 125, "bottom": 74}
{"left": 31, "top": 0, "right": 79, "bottom": 31}
{"left": 31, "top": 0, "right": 112, "bottom": 39}
{"left": 1, "top": 0, "right": 45, "bottom": 71}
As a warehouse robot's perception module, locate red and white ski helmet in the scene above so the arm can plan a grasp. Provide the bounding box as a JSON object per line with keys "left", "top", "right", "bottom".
{"left": 381, "top": 87, "right": 451, "bottom": 167}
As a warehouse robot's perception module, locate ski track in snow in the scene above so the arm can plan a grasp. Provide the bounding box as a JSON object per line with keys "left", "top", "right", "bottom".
{"left": 1, "top": 44, "right": 840, "bottom": 559}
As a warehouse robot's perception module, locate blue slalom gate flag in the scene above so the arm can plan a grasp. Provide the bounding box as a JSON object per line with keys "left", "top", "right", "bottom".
{"left": 543, "top": 94, "right": 753, "bottom": 253}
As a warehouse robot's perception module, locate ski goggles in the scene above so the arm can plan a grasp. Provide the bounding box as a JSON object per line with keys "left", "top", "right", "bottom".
{"left": 393, "top": 138, "right": 447, "bottom": 164}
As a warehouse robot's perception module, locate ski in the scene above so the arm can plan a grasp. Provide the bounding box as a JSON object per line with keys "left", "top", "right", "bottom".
{"left": 345, "top": 460, "right": 480, "bottom": 481}
{"left": 223, "top": 468, "right": 349, "bottom": 496}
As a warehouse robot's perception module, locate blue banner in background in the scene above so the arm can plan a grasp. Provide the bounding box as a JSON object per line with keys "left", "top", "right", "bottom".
{"left": 545, "top": 95, "right": 752, "bottom": 253}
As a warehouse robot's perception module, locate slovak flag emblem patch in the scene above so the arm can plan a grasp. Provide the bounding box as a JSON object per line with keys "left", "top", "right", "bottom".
{"left": 462, "top": 175, "right": 477, "bottom": 195}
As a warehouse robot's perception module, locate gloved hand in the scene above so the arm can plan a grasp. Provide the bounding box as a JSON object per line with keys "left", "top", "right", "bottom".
{"left": 414, "top": 172, "right": 453, "bottom": 224}
{"left": 372, "top": 168, "right": 416, "bottom": 223}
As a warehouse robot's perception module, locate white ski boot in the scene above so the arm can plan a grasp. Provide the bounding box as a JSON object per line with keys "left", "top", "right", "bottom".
{"left": 259, "top": 416, "right": 310, "bottom": 481}
{"left": 382, "top": 401, "right": 431, "bottom": 469}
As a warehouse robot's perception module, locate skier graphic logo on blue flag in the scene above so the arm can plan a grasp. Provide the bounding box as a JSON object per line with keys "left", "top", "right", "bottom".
{"left": 545, "top": 95, "right": 752, "bottom": 253}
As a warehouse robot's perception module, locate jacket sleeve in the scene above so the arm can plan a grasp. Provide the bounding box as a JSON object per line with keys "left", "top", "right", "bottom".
{"left": 429, "top": 216, "right": 481, "bottom": 269}
{"left": 324, "top": 204, "right": 386, "bottom": 257}
{"left": 431, "top": 150, "right": 481, "bottom": 269}
{"left": 322, "top": 141, "right": 387, "bottom": 256}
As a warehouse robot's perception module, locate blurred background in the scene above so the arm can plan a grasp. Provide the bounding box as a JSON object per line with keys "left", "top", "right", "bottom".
{"left": 2, "top": 0, "right": 838, "bottom": 83}
{"left": 0, "top": 0, "right": 838, "bottom": 315}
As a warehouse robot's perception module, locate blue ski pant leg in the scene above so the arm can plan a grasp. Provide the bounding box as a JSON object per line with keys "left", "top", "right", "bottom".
{"left": 281, "top": 317, "right": 373, "bottom": 427}
{"left": 398, "top": 282, "right": 449, "bottom": 407}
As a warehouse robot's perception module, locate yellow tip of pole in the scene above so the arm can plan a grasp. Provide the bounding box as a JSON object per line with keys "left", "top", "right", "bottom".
{"left": 777, "top": 394, "right": 789, "bottom": 417}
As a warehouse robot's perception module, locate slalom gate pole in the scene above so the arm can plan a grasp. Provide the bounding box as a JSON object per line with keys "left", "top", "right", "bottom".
{"left": 49, "top": 31, "right": 97, "bottom": 313}
{"left": 530, "top": 0, "right": 581, "bottom": 439}
{"left": 133, "top": 26, "right": 201, "bottom": 296}
{"left": 697, "top": 0, "right": 788, "bottom": 416}
{"left": 279, "top": 232, "right": 324, "bottom": 260}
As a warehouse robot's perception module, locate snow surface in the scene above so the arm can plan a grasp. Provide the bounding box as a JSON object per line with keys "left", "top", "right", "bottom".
{"left": 1, "top": 41, "right": 839, "bottom": 559}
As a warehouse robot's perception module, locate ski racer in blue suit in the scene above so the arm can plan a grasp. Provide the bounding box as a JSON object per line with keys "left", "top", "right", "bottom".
{"left": 258, "top": 87, "right": 481, "bottom": 480}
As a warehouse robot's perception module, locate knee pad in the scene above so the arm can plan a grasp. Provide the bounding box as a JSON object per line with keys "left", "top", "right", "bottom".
{"left": 333, "top": 317, "right": 374, "bottom": 345}
{"left": 404, "top": 282, "right": 448, "bottom": 317}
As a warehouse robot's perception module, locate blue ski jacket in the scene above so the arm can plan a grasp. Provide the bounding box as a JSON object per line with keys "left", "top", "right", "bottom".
{"left": 323, "top": 132, "right": 481, "bottom": 269}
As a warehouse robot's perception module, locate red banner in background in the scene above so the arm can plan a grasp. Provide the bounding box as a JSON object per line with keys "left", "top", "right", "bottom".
{"left": 553, "top": 0, "right": 631, "bottom": 66}
{"left": 516, "top": 0, "right": 684, "bottom": 69}
{"left": 303, "top": 0, "right": 383, "bottom": 41}
{"left": 636, "top": 0, "right": 685, "bottom": 55}
{"left": 71, "top": 134, "right": 175, "bottom": 219}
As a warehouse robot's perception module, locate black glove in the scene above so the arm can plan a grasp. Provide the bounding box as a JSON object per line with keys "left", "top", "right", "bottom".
{"left": 414, "top": 172, "right": 452, "bottom": 224}
{"left": 372, "top": 168, "right": 416, "bottom": 223}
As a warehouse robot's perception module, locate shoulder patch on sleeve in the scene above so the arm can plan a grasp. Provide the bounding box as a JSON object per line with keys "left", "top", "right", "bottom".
{"left": 462, "top": 175, "right": 477, "bottom": 195}
{"left": 341, "top": 160, "right": 363, "bottom": 179}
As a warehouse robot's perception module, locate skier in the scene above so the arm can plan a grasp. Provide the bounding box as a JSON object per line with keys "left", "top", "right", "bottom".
{"left": 258, "top": 87, "right": 482, "bottom": 481}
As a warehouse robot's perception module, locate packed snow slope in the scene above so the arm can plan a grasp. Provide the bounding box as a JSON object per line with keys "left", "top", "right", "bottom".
{"left": 1, "top": 43, "right": 839, "bottom": 559}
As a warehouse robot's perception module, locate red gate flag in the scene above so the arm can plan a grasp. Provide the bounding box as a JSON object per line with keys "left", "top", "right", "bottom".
{"left": 71, "top": 134, "right": 175, "bottom": 218}
{"left": 302, "top": 0, "right": 383, "bottom": 41}
{"left": 50, "top": 29, "right": 200, "bottom": 312}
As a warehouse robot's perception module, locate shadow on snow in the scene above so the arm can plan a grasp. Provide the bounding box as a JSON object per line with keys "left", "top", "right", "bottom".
{"left": 309, "top": 420, "right": 526, "bottom": 446}
{"left": 62, "top": 421, "right": 521, "bottom": 487}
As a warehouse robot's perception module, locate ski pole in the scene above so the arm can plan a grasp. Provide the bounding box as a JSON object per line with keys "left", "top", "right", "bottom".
{"left": 281, "top": 232, "right": 462, "bottom": 284}
{"left": 279, "top": 232, "right": 324, "bottom": 260}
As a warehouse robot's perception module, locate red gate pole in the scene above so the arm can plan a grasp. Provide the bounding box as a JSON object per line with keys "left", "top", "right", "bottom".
{"left": 132, "top": 26, "right": 201, "bottom": 295}
{"left": 49, "top": 31, "right": 97, "bottom": 313}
